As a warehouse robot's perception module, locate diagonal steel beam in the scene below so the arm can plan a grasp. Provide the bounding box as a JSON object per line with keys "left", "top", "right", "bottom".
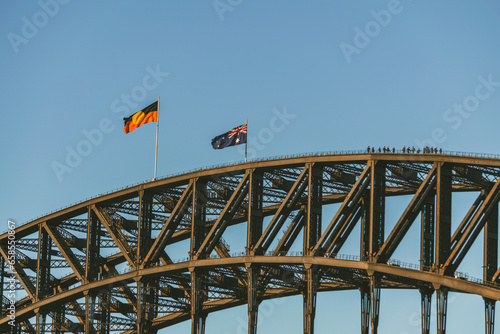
{"left": 325, "top": 205, "right": 363, "bottom": 257}
{"left": 376, "top": 166, "right": 437, "bottom": 262}
{"left": 54, "top": 285, "right": 86, "bottom": 325}
{"left": 143, "top": 181, "right": 194, "bottom": 267}
{"left": 492, "top": 268, "right": 500, "bottom": 282}
{"left": 92, "top": 205, "right": 136, "bottom": 265}
{"left": 313, "top": 164, "right": 371, "bottom": 256}
{"left": 450, "top": 192, "right": 486, "bottom": 248}
{"left": 444, "top": 177, "right": 500, "bottom": 273}
{"left": 21, "top": 319, "right": 36, "bottom": 333}
{"left": 0, "top": 246, "right": 36, "bottom": 300}
{"left": 253, "top": 167, "right": 309, "bottom": 255}
{"left": 194, "top": 173, "right": 250, "bottom": 260}
{"left": 256, "top": 211, "right": 306, "bottom": 304}
{"left": 103, "top": 264, "right": 137, "bottom": 308}
{"left": 159, "top": 251, "right": 192, "bottom": 298}
{"left": 274, "top": 209, "right": 305, "bottom": 255}
{"left": 44, "top": 223, "right": 85, "bottom": 281}
{"left": 213, "top": 240, "right": 248, "bottom": 288}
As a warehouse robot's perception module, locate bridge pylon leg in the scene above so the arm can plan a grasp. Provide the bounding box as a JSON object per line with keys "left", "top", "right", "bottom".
{"left": 35, "top": 311, "right": 46, "bottom": 334}
{"left": 191, "top": 269, "right": 206, "bottom": 334}
{"left": 360, "top": 275, "right": 380, "bottom": 334}
{"left": 484, "top": 201, "right": 497, "bottom": 334}
{"left": 98, "top": 288, "right": 111, "bottom": 334}
{"left": 53, "top": 305, "right": 65, "bottom": 334}
{"left": 485, "top": 298, "right": 495, "bottom": 334}
{"left": 420, "top": 289, "right": 433, "bottom": 334}
{"left": 247, "top": 265, "right": 259, "bottom": 334}
{"left": 137, "top": 278, "right": 159, "bottom": 334}
{"left": 436, "top": 287, "right": 448, "bottom": 334}
{"left": 0, "top": 257, "right": 4, "bottom": 319}
{"left": 201, "top": 314, "right": 207, "bottom": 334}
{"left": 137, "top": 279, "right": 146, "bottom": 333}
{"left": 360, "top": 287, "right": 370, "bottom": 334}
{"left": 303, "top": 266, "right": 317, "bottom": 334}
{"left": 85, "top": 292, "right": 96, "bottom": 334}
{"left": 370, "top": 276, "right": 380, "bottom": 334}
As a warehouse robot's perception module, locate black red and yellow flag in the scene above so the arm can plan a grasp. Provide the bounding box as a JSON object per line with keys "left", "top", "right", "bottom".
{"left": 123, "top": 101, "right": 158, "bottom": 134}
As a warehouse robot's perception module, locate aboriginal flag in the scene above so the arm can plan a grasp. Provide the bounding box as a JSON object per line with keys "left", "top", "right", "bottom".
{"left": 211, "top": 123, "right": 247, "bottom": 149}
{"left": 123, "top": 101, "right": 158, "bottom": 134}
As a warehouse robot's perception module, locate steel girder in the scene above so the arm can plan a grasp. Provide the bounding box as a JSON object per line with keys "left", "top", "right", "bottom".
{"left": 2, "top": 154, "right": 500, "bottom": 333}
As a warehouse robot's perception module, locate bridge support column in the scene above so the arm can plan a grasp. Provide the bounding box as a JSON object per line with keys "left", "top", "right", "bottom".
{"left": 98, "top": 292, "right": 111, "bottom": 334}
{"left": 36, "top": 311, "right": 47, "bottom": 334}
{"left": 360, "top": 287, "right": 370, "bottom": 334}
{"left": 35, "top": 225, "right": 51, "bottom": 334}
{"left": 370, "top": 276, "right": 380, "bottom": 334}
{"left": 484, "top": 201, "right": 498, "bottom": 334}
{"left": 485, "top": 298, "right": 495, "bottom": 334}
{"left": 303, "top": 265, "right": 317, "bottom": 334}
{"left": 53, "top": 305, "right": 65, "bottom": 334}
{"left": 85, "top": 207, "right": 100, "bottom": 334}
{"left": 247, "top": 170, "right": 263, "bottom": 333}
{"left": 137, "top": 280, "right": 146, "bottom": 333}
{"left": 136, "top": 277, "right": 159, "bottom": 334}
{"left": 0, "top": 257, "right": 4, "bottom": 319}
{"left": 436, "top": 287, "right": 448, "bottom": 334}
{"left": 360, "top": 275, "right": 381, "bottom": 334}
{"left": 247, "top": 265, "right": 259, "bottom": 334}
{"left": 137, "top": 191, "right": 158, "bottom": 334}
{"left": 420, "top": 290, "right": 432, "bottom": 334}
{"left": 85, "top": 292, "right": 96, "bottom": 334}
{"left": 191, "top": 269, "right": 206, "bottom": 334}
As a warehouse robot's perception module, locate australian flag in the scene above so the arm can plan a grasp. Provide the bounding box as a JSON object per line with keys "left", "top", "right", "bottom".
{"left": 211, "top": 123, "right": 247, "bottom": 149}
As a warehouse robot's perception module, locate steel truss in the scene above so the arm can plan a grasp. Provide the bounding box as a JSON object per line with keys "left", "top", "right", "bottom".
{"left": 2, "top": 153, "right": 500, "bottom": 333}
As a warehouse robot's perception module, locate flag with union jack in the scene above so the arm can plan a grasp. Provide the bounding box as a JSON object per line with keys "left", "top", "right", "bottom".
{"left": 211, "top": 123, "right": 247, "bottom": 149}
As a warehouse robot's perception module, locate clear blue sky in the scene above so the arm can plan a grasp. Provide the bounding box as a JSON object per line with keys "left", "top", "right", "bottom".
{"left": 1, "top": 1, "right": 500, "bottom": 332}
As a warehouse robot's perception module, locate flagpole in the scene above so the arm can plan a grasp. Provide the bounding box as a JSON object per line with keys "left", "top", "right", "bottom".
{"left": 154, "top": 97, "right": 159, "bottom": 180}
{"left": 245, "top": 119, "right": 248, "bottom": 163}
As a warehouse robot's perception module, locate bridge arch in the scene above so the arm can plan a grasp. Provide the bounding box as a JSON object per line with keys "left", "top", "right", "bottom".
{"left": 2, "top": 152, "right": 500, "bottom": 333}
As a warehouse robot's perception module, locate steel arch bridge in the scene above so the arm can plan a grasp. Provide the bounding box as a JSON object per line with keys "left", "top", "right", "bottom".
{"left": 2, "top": 152, "right": 500, "bottom": 334}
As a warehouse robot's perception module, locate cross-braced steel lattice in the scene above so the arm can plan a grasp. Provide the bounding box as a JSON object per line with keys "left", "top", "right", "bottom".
{"left": 2, "top": 152, "right": 500, "bottom": 333}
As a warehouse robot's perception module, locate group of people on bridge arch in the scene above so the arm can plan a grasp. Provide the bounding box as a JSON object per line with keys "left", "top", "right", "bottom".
{"left": 367, "top": 146, "right": 442, "bottom": 154}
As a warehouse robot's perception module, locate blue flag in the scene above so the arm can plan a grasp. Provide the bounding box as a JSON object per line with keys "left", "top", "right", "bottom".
{"left": 211, "top": 124, "right": 247, "bottom": 149}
